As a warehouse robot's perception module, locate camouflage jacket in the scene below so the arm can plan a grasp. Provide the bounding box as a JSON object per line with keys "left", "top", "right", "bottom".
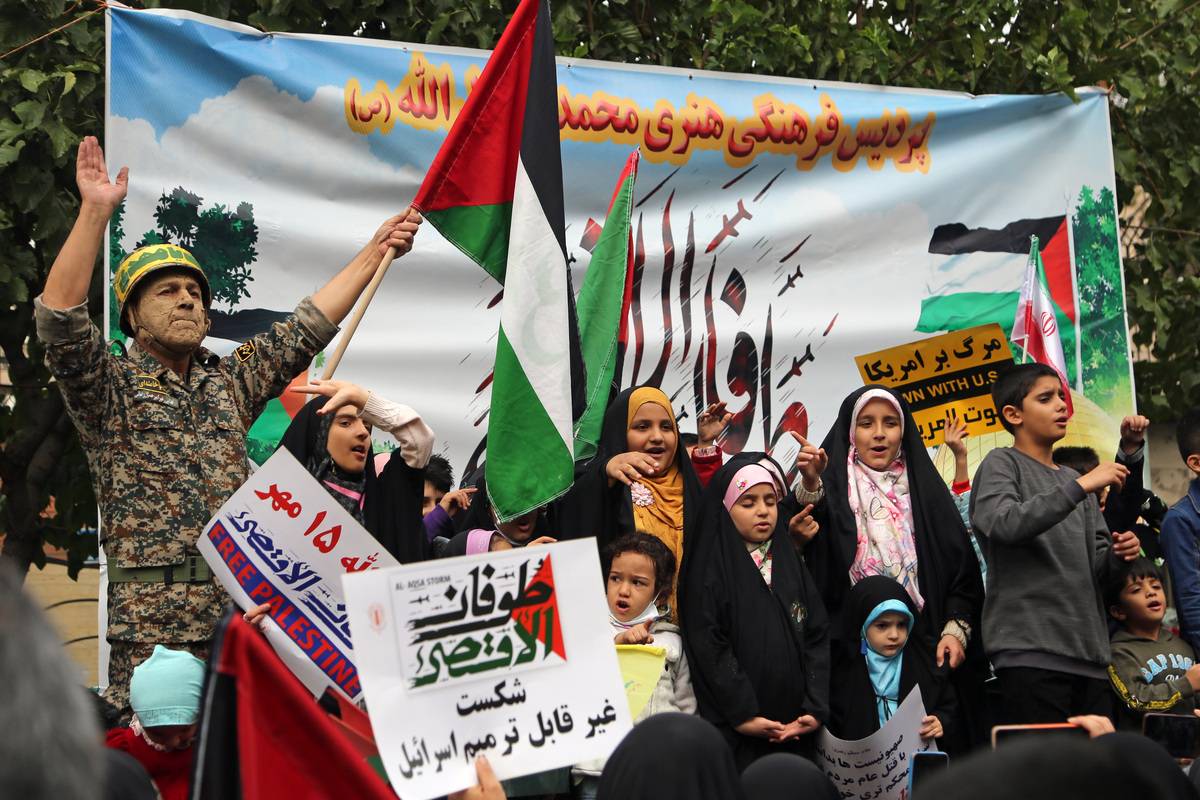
{"left": 34, "top": 296, "right": 337, "bottom": 568}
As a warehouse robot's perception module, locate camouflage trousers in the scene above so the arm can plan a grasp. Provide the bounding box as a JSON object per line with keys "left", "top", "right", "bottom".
{"left": 102, "top": 638, "right": 211, "bottom": 722}
{"left": 100, "top": 578, "right": 227, "bottom": 720}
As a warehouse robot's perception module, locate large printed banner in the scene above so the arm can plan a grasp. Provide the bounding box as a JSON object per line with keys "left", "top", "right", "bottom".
{"left": 343, "top": 540, "right": 632, "bottom": 798}
{"left": 197, "top": 450, "right": 399, "bottom": 702}
{"left": 105, "top": 7, "right": 1135, "bottom": 480}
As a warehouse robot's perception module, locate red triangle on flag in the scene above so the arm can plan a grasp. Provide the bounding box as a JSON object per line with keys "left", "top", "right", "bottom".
{"left": 510, "top": 553, "right": 567, "bottom": 661}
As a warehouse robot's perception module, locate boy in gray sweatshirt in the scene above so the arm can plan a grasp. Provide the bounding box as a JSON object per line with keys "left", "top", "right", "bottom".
{"left": 970, "top": 363, "right": 1141, "bottom": 723}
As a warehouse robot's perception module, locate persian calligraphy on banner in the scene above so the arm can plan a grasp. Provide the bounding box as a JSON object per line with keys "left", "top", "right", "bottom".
{"left": 197, "top": 450, "right": 399, "bottom": 702}
{"left": 855, "top": 323, "right": 1016, "bottom": 445}
{"left": 817, "top": 687, "right": 931, "bottom": 800}
{"left": 344, "top": 540, "right": 632, "bottom": 800}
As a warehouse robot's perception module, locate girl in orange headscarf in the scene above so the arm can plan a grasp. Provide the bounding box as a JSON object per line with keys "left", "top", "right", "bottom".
{"left": 559, "top": 386, "right": 726, "bottom": 614}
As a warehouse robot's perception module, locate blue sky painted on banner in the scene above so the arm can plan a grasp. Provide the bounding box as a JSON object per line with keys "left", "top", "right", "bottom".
{"left": 110, "top": 6, "right": 1115, "bottom": 232}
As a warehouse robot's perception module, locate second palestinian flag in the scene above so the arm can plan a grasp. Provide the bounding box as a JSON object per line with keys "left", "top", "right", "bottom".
{"left": 413, "top": 0, "right": 577, "bottom": 520}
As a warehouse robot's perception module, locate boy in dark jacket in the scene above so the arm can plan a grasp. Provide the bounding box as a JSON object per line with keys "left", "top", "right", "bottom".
{"left": 1105, "top": 557, "right": 1200, "bottom": 729}
{"left": 1162, "top": 407, "right": 1200, "bottom": 654}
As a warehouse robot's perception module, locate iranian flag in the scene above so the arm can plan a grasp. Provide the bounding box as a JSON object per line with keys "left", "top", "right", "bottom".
{"left": 573, "top": 150, "right": 640, "bottom": 461}
{"left": 412, "top": 0, "right": 579, "bottom": 520}
{"left": 1012, "top": 235, "right": 1074, "bottom": 415}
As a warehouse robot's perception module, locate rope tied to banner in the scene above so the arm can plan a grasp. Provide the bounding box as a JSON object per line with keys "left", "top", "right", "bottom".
{"left": 0, "top": 1, "right": 110, "bottom": 62}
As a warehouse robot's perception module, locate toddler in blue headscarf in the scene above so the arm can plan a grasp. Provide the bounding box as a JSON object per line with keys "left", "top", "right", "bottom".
{"left": 829, "top": 576, "right": 954, "bottom": 742}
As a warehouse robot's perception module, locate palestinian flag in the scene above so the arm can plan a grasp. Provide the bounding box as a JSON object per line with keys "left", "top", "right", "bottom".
{"left": 1013, "top": 236, "right": 1074, "bottom": 415}
{"left": 573, "top": 150, "right": 640, "bottom": 461}
{"left": 927, "top": 216, "right": 1076, "bottom": 323}
{"left": 413, "top": 0, "right": 582, "bottom": 520}
{"left": 920, "top": 216, "right": 1079, "bottom": 387}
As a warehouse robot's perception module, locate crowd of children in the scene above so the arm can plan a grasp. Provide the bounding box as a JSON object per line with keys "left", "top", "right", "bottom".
{"left": 15, "top": 352, "right": 1199, "bottom": 798}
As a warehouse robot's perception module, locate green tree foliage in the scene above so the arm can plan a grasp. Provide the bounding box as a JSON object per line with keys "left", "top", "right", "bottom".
{"left": 1073, "top": 185, "right": 1132, "bottom": 414}
{"left": 2, "top": 0, "right": 1197, "bottom": 575}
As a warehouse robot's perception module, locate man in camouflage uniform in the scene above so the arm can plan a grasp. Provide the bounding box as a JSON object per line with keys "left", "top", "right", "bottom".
{"left": 35, "top": 136, "right": 421, "bottom": 713}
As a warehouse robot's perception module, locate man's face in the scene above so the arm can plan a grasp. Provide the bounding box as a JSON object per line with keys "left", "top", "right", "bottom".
{"left": 129, "top": 269, "right": 208, "bottom": 352}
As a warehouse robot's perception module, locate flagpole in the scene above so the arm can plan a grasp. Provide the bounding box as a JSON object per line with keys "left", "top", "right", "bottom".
{"left": 1065, "top": 189, "right": 1084, "bottom": 391}
{"left": 321, "top": 245, "right": 397, "bottom": 380}
{"left": 1019, "top": 236, "right": 1034, "bottom": 364}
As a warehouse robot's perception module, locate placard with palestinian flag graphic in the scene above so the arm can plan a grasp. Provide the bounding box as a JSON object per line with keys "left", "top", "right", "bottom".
{"left": 344, "top": 540, "right": 630, "bottom": 799}
{"left": 397, "top": 548, "right": 567, "bottom": 691}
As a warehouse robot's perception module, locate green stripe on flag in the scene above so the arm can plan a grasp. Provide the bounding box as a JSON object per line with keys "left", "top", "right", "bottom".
{"left": 917, "top": 290, "right": 1077, "bottom": 384}
{"left": 487, "top": 325, "right": 575, "bottom": 518}
{"left": 245, "top": 397, "right": 292, "bottom": 466}
{"left": 425, "top": 202, "right": 513, "bottom": 284}
{"left": 573, "top": 172, "right": 635, "bottom": 461}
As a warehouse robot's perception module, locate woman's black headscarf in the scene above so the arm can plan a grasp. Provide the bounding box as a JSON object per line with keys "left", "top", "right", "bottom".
{"left": 830, "top": 575, "right": 955, "bottom": 741}
{"left": 278, "top": 398, "right": 427, "bottom": 563}
{"left": 914, "top": 733, "right": 1196, "bottom": 800}
{"left": 556, "top": 386, "right": 704, "bottom": 549}
{"left": 678, "top": 452, "right": 830, "bottom": 766}
{"left": 596, "top": 713, "right": 746, "bottom": 800}
{"left": 741, "top": 753, "right": 839, "bottom": 800}
{"left": 807, "top": 385, "right": 983, "bottom": 639}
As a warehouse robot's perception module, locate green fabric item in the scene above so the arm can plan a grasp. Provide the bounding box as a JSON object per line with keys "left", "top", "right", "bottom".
{"left": 573, "top": 168, "right": 635, "bottom": 461}
{"left": 485, "top": 324, "right": 575, "bottom": 518}
{"left": 245, "top": 396, "right": 291, "bottom": 466}
{"left": 425, "top": 202, "right": 513, "bottom": 284}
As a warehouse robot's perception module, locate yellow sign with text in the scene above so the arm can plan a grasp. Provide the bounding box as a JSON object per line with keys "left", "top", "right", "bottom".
{"left": 854, "top": 323, "right": 1015, "bottom": 445}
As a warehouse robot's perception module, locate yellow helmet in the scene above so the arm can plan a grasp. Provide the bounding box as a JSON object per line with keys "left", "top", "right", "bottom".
{"left": 113, "top": 244, "right": 211, "bottom": 336}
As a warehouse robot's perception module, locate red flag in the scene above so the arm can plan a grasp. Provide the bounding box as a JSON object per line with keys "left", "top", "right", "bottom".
{"left": 190, "top": 612, "right": 394, "bottom": 800}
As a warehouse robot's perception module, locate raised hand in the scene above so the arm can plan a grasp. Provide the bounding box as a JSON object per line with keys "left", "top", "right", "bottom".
{"left": 374, "top": 207, "right": 423, "bottom": 257}
{"left": 790, "top": 431, "right": 828, "bottom": 491}
{"left": 697, "top": 401, "right": 733, "bottom": 447}
{"left": 76, "top": 136, "right": 128, "bottom": 213}
{"left": 292, "top": 378, "right": 369, "bottom": 414}
{"left": 1119, "top": 414, "right": 1150, "bottom": 455}
{"left": 788, "top": 504, "right": 819, "bottom": 545}
{"left": 943, "top": 413, "right": 969, "bottom": 459}
{"left": 606, "top": 452, "right": 661, "bottom": 486}
{"left": 440, "top": 487, "right": 477, "bottom": 515}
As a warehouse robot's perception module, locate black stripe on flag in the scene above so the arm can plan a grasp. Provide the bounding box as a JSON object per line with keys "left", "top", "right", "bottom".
{"left": 927, "top": 216, "right": 1065, "bottom": 255}
{"left": 518, "top": 0, "right": 586, "bottom": 423}
{"left": 518, "top": 0, "right": 567, "bottom": 260}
